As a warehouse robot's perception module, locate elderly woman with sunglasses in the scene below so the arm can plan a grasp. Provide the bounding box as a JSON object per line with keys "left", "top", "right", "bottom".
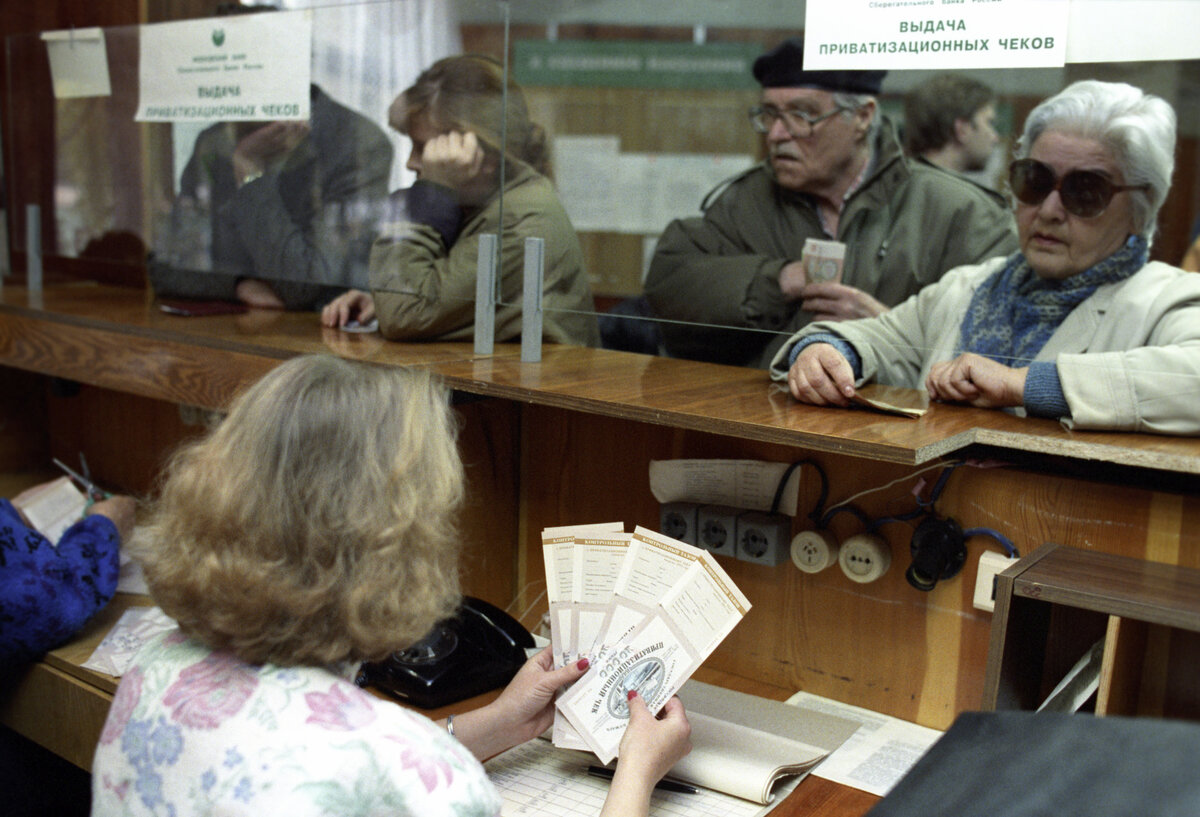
{"left": 768, "top": 80, "right": 1200, "bottom": 435}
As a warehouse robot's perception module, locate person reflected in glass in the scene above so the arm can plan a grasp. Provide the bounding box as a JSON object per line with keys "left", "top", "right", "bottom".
{"left": 903, "top": 73, "right": 1001, "bottom": 177}
{"left": 773, "top": 81, "right": 1200, "bottom": 435}
{"left": 322, "top": 55, "right": 600, "bottom": 346}
{"left": 148, "top": 3, "right": 395, "bottom": 311}
{"left": 91, "top": 355, "right": 687, "bottom": 816}
{"left": 643, "top": 37, "right": 1016, "bottom": 369}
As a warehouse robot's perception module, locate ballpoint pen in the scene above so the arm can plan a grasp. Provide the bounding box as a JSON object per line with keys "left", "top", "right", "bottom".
{"left": 586, "top": 765, "right": 699, "bottom": 795}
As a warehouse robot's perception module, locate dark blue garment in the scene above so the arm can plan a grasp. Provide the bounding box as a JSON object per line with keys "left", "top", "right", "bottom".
{"left": 0, "top": 498, "right": 120, "bottom": 665}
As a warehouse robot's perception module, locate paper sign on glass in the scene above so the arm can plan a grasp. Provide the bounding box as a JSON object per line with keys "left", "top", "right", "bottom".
{"left": 42, "top": 29, "right": 112, "bottom": 99}
{"left": 803, "top": 0, "right": 1069, "bottom": 71}
{"left": 136, "top": 12, "right": 312, "bottom": 122}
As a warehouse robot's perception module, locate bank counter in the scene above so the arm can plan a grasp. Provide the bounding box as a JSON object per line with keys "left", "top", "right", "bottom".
{"left": 3, "top": 282, "right": 1199, "bottom": 814}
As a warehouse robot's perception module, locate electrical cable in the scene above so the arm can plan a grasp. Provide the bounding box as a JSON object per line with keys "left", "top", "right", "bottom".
{"left": 818, "top": 502, "right": 871, "bottom": 530}
{"left": 770, "top": 458, "right": 829, "bottom": 524}
{"left": 963, "top": 527, "right": 1019, "bottom": 558}
{"left": 824, "top": 459, "right": 962, "bottom": 516}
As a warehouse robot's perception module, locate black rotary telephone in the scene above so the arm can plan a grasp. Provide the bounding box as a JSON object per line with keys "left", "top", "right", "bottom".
{"left": 357, "top": 596, "right": 535, "bottom": 709}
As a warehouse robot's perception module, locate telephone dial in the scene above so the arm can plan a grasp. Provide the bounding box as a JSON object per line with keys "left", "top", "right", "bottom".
{"left": 357, "top": 596, "right": 535, "bottom": 709}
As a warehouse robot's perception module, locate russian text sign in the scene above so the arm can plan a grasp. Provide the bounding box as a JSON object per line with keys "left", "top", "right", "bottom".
{"left": 803, "top": 0, "right": 1069, "bottom": 70}
{"left": 136, "top": 12, "right": 312, "bottom": 123}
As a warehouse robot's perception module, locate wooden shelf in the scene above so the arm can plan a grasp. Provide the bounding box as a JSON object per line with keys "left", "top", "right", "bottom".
{"left": 983, "top": 542, "right": 1200, "bottom": 718}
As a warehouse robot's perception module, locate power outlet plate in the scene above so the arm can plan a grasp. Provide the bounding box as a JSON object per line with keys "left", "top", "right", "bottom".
{"left": 697, "top": 505, "right": 740, "bottom": 557}
{"left": 791, "top": 529, "right": 838, "bottom": 573}
{"left": 973, "top": 550, "right": 1020, "bottom": 612}
{"left": 736, "top": 511, "right": 791, "bottom": 566}
{"left": 839, "top": 533, "right": 891, "bottom": 583}
{"left": 659, "top": 502, "right": 699, "bottom": 546}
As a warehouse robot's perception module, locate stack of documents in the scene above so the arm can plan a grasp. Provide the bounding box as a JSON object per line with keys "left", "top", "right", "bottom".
{"left": 487, "top": 680, "right": 861, "bottom": 816}
{"left": 541, "top": 523, "right": 752, "bottom": 764}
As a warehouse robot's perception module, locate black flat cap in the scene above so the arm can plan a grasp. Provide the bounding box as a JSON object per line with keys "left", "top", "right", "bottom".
{"left": 753, "top": 38, "right": 886, "bottom": 95}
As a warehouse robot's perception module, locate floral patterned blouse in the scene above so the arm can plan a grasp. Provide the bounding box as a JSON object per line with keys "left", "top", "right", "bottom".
{"left": 91, "top": 629, "right": 503, "bottom": 817}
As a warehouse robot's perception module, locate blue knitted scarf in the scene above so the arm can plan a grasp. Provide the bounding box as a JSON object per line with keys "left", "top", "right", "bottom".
{"left": 958, "top": 235, "right": 1148, "bottom": 367}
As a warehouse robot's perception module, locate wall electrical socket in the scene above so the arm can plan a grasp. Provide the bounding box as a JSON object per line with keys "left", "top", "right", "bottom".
{"left": 973, "top": 550, "right": 1020, "bottom": 612}
{"left": 659, "top": 502, "right": 699, "bottom": 545}
{"left": 791, "top": 530, "right": 838, "bottom": 573}
{"left": 839, "top": 533, "right": 891, "bottom": 583}
{"left": 735, "top": 511, "right": 791, "bottom": 566}
{"left": 697, "top": 505, "right": 740, "bottom": 557}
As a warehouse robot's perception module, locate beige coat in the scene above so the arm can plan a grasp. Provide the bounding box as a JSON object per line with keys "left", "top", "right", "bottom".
{"left": 770, "top": 258, "right": 1200, "bottom": 435}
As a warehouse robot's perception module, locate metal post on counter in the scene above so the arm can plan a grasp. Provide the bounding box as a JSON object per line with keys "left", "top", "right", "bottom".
{"left": 521, "top": 237, "right": 544, "bottom": 363}
{"left": 473, "top": 233, "right": 497, "bottom": 356}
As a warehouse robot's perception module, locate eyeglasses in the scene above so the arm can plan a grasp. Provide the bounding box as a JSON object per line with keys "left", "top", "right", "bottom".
{"left": 748, "top": 104, "right": 850, "bottom": 137}
{"left": 1008, "top": 158, "right": 1146, "bottom": 218}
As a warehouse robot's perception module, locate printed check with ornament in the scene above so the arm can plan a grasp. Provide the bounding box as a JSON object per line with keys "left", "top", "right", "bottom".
{"left": 542, "top": 525, "right": 751, "bottom": 764}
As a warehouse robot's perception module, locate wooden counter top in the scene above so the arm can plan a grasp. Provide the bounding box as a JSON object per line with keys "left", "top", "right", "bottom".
{"left": 4, "top": 282, "right": 1199, "bottom": 473}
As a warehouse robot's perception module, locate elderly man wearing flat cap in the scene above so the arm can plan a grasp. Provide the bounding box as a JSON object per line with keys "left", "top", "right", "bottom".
{"left": 645, "top": 38, "right": 1018, "bottom": 368}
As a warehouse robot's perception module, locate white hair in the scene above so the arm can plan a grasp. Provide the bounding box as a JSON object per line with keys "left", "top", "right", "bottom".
{"left": 1016, "top": 79, "right": 1176, "bottom": 242}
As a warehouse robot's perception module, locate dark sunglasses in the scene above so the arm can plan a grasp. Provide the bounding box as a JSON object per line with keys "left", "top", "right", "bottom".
{"left": 1008, "top": 158, "right": 1146, "bottom": 218}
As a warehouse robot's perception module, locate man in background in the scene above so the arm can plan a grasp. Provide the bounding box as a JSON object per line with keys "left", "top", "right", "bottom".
{"left": 148, "top": 3, "right": 394, "bottom": 311}
{"left": 904, "top": 73, "right": 1000, "bottom": 175}
{"left": 645, "top": 39, "right": 1017, "bottom": 368}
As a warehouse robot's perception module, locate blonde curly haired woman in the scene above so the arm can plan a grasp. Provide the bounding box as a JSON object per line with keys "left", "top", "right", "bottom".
{"left": 91, "top": 355, "right": 688, "bottom": 817}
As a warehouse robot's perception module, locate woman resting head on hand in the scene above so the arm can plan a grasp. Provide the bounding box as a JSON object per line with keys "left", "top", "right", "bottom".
{"left": 774, "top": 80, "right": 1200, "bottom": 435}
{"left": 92, "top": 354, "right": 688, "bottom": 817}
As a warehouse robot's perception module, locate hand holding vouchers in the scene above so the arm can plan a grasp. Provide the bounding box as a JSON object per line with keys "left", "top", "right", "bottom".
{"left": 545, "top": 525, "right": 751, "bottom": 764}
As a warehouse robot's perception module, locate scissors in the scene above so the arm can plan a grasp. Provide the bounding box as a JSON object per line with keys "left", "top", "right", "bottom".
{"left": 53, "top": 454, "right": 110, "bottom": 504}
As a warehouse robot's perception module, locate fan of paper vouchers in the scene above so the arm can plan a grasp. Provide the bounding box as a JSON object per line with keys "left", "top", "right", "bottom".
{"left": 541, "top": 523, "right": 751, "bottom": 765}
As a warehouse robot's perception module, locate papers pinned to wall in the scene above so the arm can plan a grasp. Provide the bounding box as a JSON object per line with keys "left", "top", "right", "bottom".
{"left": 554, "top": 134, "right": 753, "bottom": 235}
{"left": 41, "top": 28, "right": 112, "bottom": 99}
{"left": 649, "top": 459, "right": 803, "bottom": 517}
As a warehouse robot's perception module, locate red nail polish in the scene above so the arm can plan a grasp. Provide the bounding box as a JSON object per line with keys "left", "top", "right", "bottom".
{"left": 627, "top": 689, "right": 637, "bottom": 701}
{"left": 576, "top": 658, "right": 589, "bottom": 671}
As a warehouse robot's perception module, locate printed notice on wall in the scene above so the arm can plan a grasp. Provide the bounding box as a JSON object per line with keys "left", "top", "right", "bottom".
{"left": 803, "top": 0, "right": 1069, "bottom": 71}
{"left": 42, "top": 29, "right": 112, "bottom": 99}
{"left": 136, "top": 11, "right": 312, "bottom": 123}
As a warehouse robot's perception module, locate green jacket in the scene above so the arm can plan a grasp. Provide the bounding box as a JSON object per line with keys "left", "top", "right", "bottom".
{"left": 644, "top": 117, "right": 1018, "bottom": 368}
{"left": 369, "top": 162, "right": 600, "bottom": 347}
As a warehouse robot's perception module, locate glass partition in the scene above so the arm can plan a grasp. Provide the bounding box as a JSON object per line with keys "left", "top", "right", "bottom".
{"left": 4, "top": 1, "right": 1200, "bottom": 378}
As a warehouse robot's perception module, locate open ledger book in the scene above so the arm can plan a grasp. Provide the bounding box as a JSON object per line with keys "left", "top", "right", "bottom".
{"left": 486, "top": 679, "right": 860, "bottom": 816}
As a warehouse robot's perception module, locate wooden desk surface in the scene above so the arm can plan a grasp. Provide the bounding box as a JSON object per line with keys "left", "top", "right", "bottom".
{"left": 3, "top": 282, "right": 1199, "bottom": 473}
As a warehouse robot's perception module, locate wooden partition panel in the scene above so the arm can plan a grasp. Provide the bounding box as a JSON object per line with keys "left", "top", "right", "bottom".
{"left": 515, "top": 405, "right": 1200, "bottom": 729}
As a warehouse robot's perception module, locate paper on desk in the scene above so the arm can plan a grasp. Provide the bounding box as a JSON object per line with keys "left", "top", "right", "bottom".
{"left": 649, "top": 459, "right": 801, "bottom": 516}
{"left": 117, "top": 552, "right": 149, "bottom": 595}
{"left": 849, "top": 386, "right": 929, "bottom": 419}
{"left": 786, "top": 691, "right": 942, "bottom": 797}
{"left": 14, "top": 476, "right": 88, "bottom": 546}
{"left": 490, "top": 681, "right": 858, "bottom": 816}
{"left": 488, "top": 737, "right": 793, "bottom": 817}
{"left": 83, "top": 606, "right": 177, "bottom": 677}
{"left": 673, "top": 681, "right": 861, "bottom": 804}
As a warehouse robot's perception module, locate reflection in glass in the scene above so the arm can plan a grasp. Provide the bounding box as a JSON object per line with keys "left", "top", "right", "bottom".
{"left": 3, "top": 1, "right": 1199, "bottom": 368}
{"left": 356, "top": 53, "right": 600, "bottom": 346}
